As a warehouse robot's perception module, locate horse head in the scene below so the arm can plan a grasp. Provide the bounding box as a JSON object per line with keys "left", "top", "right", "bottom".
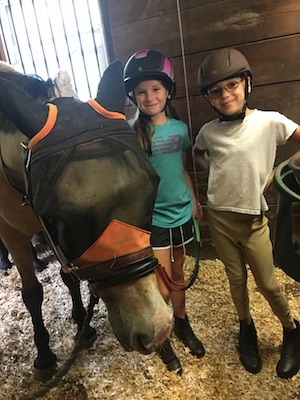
{"left": 0, "top": 61, "right": 171, "bottom": 379}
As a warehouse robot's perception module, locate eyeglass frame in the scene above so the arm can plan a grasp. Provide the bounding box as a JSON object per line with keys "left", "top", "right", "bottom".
{"left": 206, "top": 78, "right": 245, "bottom": 99}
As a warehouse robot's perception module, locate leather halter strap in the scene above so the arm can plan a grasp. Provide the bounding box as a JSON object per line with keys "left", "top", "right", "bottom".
{"left": 154, "top": 219, "right": 201, "bottom": 292}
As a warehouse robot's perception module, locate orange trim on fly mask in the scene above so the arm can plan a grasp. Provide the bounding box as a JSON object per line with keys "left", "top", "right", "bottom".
{"left": 73, "top": 219, "right": 151, "bottom": 268}
{"left": 28, "top": 99, "right": 126, "bottom": 150}
{"left": 28, "top": 103, "right": 58, "bottom": 150}
{"left": 87, "top": 99, "right": 126, "bottom": 120}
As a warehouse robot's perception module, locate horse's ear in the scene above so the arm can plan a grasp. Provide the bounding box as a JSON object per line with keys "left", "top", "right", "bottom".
{"left": 95, "top": 60, "right": 126, "bottom": 114}
{"left": 0, "top": 77, "right": 48, "bottom": 138}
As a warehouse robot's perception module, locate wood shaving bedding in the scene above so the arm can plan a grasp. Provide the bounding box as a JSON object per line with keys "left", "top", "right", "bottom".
{"left": 0, "top": 245, "right": 300, "bottom": 400}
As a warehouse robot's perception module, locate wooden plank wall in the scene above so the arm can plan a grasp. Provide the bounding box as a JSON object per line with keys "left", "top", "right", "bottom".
{"left": 102, "top": 0, "right": 300, "bottom": 243}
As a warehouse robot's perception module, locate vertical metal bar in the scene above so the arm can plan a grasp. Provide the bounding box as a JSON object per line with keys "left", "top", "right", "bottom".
{"left": 99, "top": 0, "right": 114, "bottom": 63}
{"left": 85, "top": 0, "right": 101, "bottom": 75}
{"left": 71, "top": 0, "right": 91, "bottom": 96}
{"left": 31, "top": 0, "right": 50, "bottom": 77}
{"left": 43, "top": 0, "right": 62, "bottom": 71}
{"left": 56, "top": 0, "right": 78, "bottom": 93}
{"left": 18, "top": 0, "right": 37, "bottom": 73}
{"left": 0, "top": 16, "right": 8, "bottom": 61}
{"left": 6, "top": 0, "right": 24, "bottom": 70}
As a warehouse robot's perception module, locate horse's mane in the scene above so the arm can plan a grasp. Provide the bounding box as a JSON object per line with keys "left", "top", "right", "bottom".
{"left": 0, "top": 70, "right": 55, "bottom": 101}
{"left": 0, "top": 66, "right": 55, "bottom": 134}
{"left": 0, "top": 63, "right": 78, "bottom": 134}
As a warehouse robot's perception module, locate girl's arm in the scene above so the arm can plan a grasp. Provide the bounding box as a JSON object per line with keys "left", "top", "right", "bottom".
{"left": 182, "top": 152, "right": 203, "bottom": 223}
{"left": 288, "top": 126, "right": 300, "bottom": 144}
{"left": 192, "top": 146, "right": 210, "bottom": 171}
{"left": 264, "top": 126, "right": 300, "bottom": 191}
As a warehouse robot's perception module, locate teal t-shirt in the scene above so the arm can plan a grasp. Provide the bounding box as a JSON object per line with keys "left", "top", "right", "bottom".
{"left": 149, "top": 118, "right": 193, "bottom": 228}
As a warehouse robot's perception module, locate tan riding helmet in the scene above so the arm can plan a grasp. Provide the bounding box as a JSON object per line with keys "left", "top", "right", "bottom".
{"left": 198, "top": 48, "right": 253, "bottom": 94}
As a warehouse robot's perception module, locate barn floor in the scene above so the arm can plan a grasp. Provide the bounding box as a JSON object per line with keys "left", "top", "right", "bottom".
{"left": 1, "top": 243, "right": 300, "bottom": 400}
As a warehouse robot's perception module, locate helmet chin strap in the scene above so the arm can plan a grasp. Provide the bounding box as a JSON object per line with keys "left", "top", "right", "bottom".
{"left": 207, "top": 99, "right": 247, "bottom": 122}
{"left": 218, "top": 103, "right": 247, "bottom": 122}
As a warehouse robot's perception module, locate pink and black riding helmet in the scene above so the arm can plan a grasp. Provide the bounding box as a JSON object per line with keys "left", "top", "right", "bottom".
{"left": 123, "top": 49, "right": 176, "bottom": 103}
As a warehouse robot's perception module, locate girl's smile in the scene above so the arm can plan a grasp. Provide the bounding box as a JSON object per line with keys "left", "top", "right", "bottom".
{"left": 134, "top": 80, "right": 169, "bottom": 124}
{"left": 206, "top": 77, "right": 247, "bottom": 117}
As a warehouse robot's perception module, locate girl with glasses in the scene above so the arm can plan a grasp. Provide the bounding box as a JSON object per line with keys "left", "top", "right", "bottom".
{"left": 193, "top": 47, "right": 300, "bottom": 379}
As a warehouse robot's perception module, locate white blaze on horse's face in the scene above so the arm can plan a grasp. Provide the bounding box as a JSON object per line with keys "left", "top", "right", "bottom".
{"left": 97, "top": 274, "right": 173, "bottom": 353}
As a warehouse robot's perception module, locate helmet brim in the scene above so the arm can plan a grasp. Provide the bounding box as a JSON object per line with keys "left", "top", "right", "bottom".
{"left": 125, "top": 73, "right": 176, "bottom": 97}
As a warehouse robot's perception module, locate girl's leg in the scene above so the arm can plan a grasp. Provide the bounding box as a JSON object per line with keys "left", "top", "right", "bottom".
{"left": 170, "top": 246, "right": 185, "bottom": 318}
{"left": 243, "top": 214, "right": 300, "bottom": 379}
{"left": 243, "top": 215, "right": 294, "bottom": 329}
{"left": 0, "top": 239, "right": 13, "bottom": 271}
{"left": 207, "top": 209, "right": 261, "bottom": 373}
{"left": 207, "top": 209, "right": 251, "bottom": 322}
{"left": 153, "top": 247, "right": 182, "bottom": 374}
{"left": 154, "top": 247, "right": 172, "bottom": 302}
{"left": 171, "top": 246, "right": 205, "bottom": 358}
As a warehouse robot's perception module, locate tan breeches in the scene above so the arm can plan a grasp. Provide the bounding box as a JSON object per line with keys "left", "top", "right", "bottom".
{"left": 207, "top": 208, "right": 295, "bottom": 329}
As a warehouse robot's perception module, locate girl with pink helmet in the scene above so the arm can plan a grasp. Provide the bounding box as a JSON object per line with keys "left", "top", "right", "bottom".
{"left": 124, "top": 49, "right": 205, "bottom": 375}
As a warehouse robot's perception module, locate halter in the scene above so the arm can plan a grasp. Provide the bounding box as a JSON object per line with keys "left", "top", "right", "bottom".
{"left": 39, "top": 216, "right": 201, "bottom": 292}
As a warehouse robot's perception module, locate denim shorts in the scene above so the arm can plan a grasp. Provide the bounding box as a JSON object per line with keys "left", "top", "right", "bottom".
{"left": 151, "top": 218, "right": 194, "bottom": 250}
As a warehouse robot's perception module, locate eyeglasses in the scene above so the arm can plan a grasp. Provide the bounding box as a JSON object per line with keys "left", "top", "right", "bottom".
{"left": 207, "top": 79, "right": 244, "bottom": 99}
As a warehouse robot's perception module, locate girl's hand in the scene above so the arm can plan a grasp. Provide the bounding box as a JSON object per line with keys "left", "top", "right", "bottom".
{"left": 264, "top": 168, "right": 275, "bottom": 192}
{"left": 193, "top": 202, "right": 204, "bottom": 225}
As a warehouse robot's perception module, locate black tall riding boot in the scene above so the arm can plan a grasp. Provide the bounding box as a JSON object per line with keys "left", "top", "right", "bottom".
{"left": 0, "top": 240, "right": 13, "bottom": 272}
{"left": 276, "top": 320, "right": 300, "bottom": 379}
{"left": 156, "top": 339, "right": 182, "bottom": 375}
{"left": 239, "top": 319, "right": 262, "bottom": 374}
{"left": 174, "top": 314, "right": 205, "bottom": 358}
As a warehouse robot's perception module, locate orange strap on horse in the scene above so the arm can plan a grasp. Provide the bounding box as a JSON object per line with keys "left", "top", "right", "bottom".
{"left": 87, "top": 99, "right": 126, "bottom": 120}
{"left": 28, "top": 103, "right": 58, "bottom": 149}
{"left": 28, "top": 99, "right": 125, "bottom": 151}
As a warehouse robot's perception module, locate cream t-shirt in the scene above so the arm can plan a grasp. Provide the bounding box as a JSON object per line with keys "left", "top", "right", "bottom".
{"left": 195, "top": 109, "right": 298, "bottom": 215}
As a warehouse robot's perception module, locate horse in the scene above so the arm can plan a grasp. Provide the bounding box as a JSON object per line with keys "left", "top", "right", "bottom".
{"left": 0, "top": 61, "right": 173, "bottom": 381}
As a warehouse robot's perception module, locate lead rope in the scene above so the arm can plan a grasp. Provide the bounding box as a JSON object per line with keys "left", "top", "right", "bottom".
{"left": 176, "top": 0, "right": 201, "bottom": 206}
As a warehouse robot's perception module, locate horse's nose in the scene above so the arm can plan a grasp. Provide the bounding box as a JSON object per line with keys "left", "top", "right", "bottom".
{"left": 132, "top": 333, "right": 154, "bottom": 355}
{"left": 131, "top": 314, "right": 173, "bottom": 354}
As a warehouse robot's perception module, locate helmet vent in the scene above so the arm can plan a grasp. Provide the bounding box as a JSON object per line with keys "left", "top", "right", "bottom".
{"left": 227, "top": 53, "right": 230, "bottom": 66}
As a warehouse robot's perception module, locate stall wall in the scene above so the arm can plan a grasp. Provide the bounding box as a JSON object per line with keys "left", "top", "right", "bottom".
{"left": 103, "top": 0, "right": 300, "bottom": 242}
